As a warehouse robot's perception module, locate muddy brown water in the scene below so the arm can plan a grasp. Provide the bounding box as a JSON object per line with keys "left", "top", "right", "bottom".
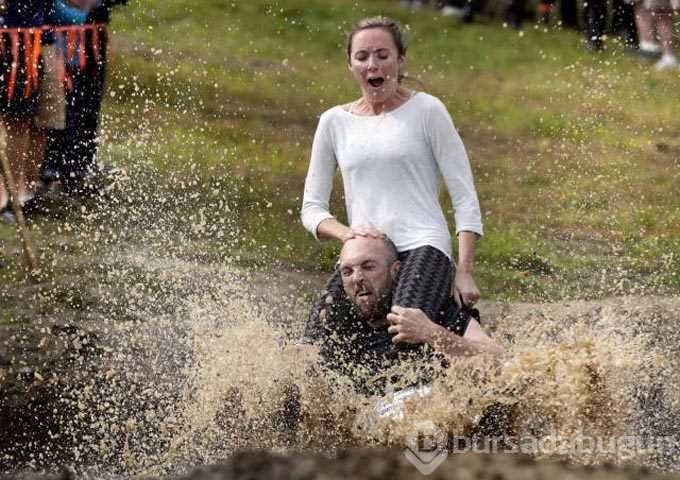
{"left": 2, "top": 244, "right": 680, "bottom": 478}
{"left": 0, "top": 44, "right": 678, "bottom": 475}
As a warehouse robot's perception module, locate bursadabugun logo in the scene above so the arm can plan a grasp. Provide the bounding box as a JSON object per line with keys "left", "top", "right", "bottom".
{"left": 404, "top": 420, "right": 449, "bottom": 475}
{"left": 403, "top": 419, "right": 678, "bottom": 475}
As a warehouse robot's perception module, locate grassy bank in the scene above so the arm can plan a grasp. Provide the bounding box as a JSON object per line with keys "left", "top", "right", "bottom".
{"left": 1, "top": 0, "right": 679, "bottom": 302}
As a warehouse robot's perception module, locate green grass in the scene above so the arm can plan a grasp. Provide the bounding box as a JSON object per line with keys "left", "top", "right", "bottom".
{"left": 1, "top": 0, "right": 679, "bottom": 302}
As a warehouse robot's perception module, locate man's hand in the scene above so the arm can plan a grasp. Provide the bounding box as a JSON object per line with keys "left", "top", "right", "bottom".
{"left": 453, "top": 270, "right": 480, "bottom": 307}
{"left": 387, "top": 306, "right": 438, "bottom": 344}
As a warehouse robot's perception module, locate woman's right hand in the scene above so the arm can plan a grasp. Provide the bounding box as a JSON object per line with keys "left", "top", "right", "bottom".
{"left": 342, "top": 225, "right": 386, "bottom": 242}
{"left": 316, "top": 218, "right": 385, "bottom": 243}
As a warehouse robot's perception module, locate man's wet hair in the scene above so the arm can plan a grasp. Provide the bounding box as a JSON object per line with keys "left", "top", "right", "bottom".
{"left": 382, "top": 236, "right": 399, "bottom": 265}
{"left": 339, "top": 235, "right": 399, "bottom": 266}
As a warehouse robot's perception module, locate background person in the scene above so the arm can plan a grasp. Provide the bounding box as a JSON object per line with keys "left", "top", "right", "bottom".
{"left": 583, "top": 0, "right": 608, "bottom": 50}
{"left": 0, "top": 0, "right": 52, "bottom": 221}
{"left": 40, "top": 0, "right": 127, "bottom": 193}
{"left": 301, "top": 16, "right": 484, "bottom": 341}
{"left": 633, "top": 0, "right": 678, "bottom": 69}
{"left": 612, "top": 0, "right": 638, "bottom": 48}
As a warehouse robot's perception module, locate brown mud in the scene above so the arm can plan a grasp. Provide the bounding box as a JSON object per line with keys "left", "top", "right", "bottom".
{"left": 2, "top": 183, "right": 680, "bottom": 478}
{"left": 3, "top": 447, "right": 680, "bottom": 480}
{"left": 2, "top": 260, "right": 680, "bottom": 478}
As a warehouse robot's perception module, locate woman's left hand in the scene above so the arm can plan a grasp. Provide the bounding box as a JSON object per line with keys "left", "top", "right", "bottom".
{"left": 452, "top": 270, "right": 480, "bottom": 307}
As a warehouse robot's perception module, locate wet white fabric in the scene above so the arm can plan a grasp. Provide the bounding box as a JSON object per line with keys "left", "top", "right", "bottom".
{"left": 301, "top": 92, "right": 483, "bottom": 259}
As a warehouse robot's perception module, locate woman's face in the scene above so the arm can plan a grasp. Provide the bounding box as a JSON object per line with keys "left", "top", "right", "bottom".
{"left": 348, "top": 28, "right": 404, "bottom": 103}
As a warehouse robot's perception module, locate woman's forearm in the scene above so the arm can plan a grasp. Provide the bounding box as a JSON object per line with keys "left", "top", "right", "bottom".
{"left": 429, "top": 324, "right": 504, "bottom": 358}
{"left": 316, "top": 218, "right": 352, "bottom": 243}
{"left": 457, "top": 231, "right": 477, "bottom": 273}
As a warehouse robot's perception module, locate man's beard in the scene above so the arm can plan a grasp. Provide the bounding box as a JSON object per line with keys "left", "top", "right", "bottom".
{"left": 360, "top": 275, "right": 397, "bottom": 328}
{"left": 363, "top": 290, "right": 393, "bottom": 328}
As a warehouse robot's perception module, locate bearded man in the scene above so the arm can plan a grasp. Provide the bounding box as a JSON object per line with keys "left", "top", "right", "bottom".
{"left": 301, "top": 235, "right": 503, "bottom": 395}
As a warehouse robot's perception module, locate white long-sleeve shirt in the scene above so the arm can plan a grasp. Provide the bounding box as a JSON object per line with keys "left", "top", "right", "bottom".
{"left": 301, "top": 92, "right": 483, "bottom": 259}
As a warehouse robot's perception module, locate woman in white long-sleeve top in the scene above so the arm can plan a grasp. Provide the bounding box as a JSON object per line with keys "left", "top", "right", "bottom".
{"left": 300, "top": 16, "right": 484, "bottom": 346}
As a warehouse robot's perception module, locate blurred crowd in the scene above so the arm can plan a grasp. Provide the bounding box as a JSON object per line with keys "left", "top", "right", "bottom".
{"left": 0, "top": 0, "right": 126, "bottom": 224}
{"left": 400, "top": 0, "right": 679, "bottom": 70}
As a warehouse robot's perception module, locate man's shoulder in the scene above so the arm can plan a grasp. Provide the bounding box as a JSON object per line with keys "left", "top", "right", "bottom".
{"left": 301, "top": 298, "right": 359, "bottom": 344}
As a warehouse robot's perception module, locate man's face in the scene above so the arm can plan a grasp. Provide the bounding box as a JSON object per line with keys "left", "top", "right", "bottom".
{"left": 339, "top": 237, "right": 399, "bottom": 323}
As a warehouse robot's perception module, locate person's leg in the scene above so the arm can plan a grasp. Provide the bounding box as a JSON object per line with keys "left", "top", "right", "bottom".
{"left": 612, "top": 0, "right": 626, "bottom": 30}
{"left": 654, "top": 11, "right": 675, "bottom": 56}
{"left": 35, "top": 42, "right": 67, "bottom": 185}
{"left": 584, "top": 0, "right": 608, "bottom": 49}
{"left": 40, "top": 129, "right": 62, "bottom": 181}
{"left": 560, "top": 0, "right": 580, "bottom": 29}
{"left": 25, "top": 125, "right": 46, "bottom": 197}
{"left": 65, "top": 68, "right": 90, "bottom": 177}
{"left": 621, "top": 1, "right": 640, "bottom": 46}
{"left": 0, "top": 119, "right": 9, "bottom": 210}
{"left": 612, "top": 0, "right": 639, "bottom": 46}
{"left": 505, "top": 0, "right": 527, "bottom": 28}
{"left": 0, "top": 117, "right": 41, "bottom": 218}
{"left": 652, "top": 10, "right": 678, "bottom": 69}
{"left": 71, "top": 58, "right": 105, "bottom": 175}
{"left": 392, "top": 245, "right": 452, "bottom": 322}
{"left": 0, "top": 119, "right": 9, "bottom": 209}
{"left": 82, "top": 24, "right": 109, "bottom": 172}
{"left": 635, "top": 4, "right": 660, "bottom": 55}
{"left": 4, "top": 118, "right": 32, "bottom": 202}
{"left": 42, "top": 128, "right": 72, "bottom": 181}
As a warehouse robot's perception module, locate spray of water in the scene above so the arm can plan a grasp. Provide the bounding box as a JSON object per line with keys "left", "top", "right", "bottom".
{"left": 3, "top": 159, "right": 680, "bottom": 477}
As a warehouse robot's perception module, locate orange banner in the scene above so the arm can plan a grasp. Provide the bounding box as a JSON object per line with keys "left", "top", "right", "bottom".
{"left": 0, "top": 24, "right": 107, "bottom": 101}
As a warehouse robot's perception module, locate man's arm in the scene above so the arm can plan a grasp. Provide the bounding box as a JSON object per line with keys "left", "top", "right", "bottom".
{"left": 386, "top": 306, "right": 504, "bottom": 358}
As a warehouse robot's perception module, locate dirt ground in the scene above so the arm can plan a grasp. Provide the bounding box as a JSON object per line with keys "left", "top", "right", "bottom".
{"left": 3, "top": 449, "right": 680, "bottom": 480}
{"left": 180, "top": 449, "right": 680, "bottom": 480}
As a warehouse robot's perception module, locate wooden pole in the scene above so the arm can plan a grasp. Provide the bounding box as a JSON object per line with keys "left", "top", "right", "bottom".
{"left": 0, "top": 121, "right": 39, "bottom": 279}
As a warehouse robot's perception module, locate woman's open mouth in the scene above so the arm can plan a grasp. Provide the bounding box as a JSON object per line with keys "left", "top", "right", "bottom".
{"left": 367, "top": 77, "right": 385, "bottom": 88}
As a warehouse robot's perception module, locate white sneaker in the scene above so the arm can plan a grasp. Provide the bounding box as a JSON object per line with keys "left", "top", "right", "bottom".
{"left": 441, "top": 5, "right": 464, "bottom": 16}
{"left": 640, "top": 40, "right": 661, "bottom": 54}
{"left": 654, "top": 54, "right": 679, "bottom": 71}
